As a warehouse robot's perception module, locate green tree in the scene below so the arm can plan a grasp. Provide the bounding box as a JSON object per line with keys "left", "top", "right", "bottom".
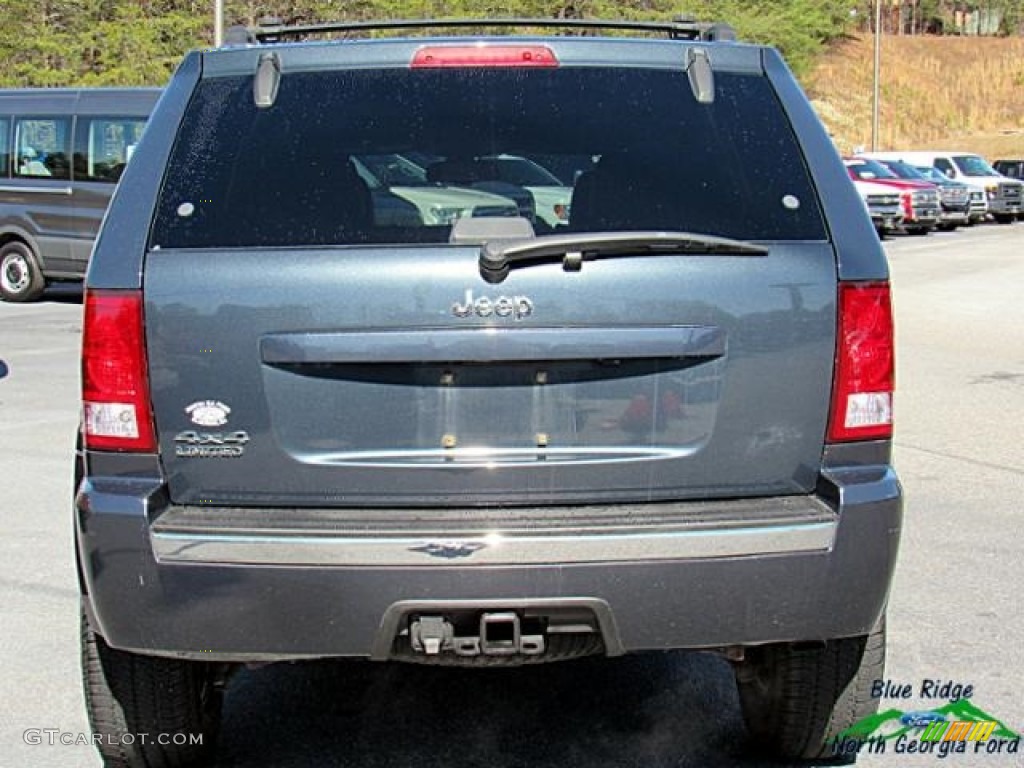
{"left": 0, "top": 0, "right": 862, "bottom": 86}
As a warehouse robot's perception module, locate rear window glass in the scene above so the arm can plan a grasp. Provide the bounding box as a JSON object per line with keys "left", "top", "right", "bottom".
{"left": 152, "top": 67, "right": 826, "bottom": 249}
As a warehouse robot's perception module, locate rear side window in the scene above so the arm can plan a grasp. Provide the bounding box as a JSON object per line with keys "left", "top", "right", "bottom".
{"left": 0, "top": 118, "right": 9, "bottom": 177}
{"left": 14, "top": 117, "right": 71, "bottom": 180}
{"left": 152, "top": 67, "right": 826, "bottom": 249}
{"left": 73, "top": 117, "right": 147, "bottom": 183}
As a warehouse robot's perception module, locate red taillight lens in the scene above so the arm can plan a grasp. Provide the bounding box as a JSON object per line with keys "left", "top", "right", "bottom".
{"left": 828, "top": 282, "right": 894, "bottom": 442}
{"left": 82, "top": 290, "right": 156, "bottom": 452}
{"left": 411, "top": 45, "right": 559, "bottom": 68}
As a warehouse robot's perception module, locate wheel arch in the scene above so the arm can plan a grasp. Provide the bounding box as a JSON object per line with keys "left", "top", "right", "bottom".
{"left": 74, "top": 425, "right": 89, "bottom": 599}
{"left": 0, "top": 225, "right": 47, "bottom": 271}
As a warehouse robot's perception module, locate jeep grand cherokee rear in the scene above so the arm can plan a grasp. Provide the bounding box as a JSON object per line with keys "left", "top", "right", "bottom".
{"left": 75, "top": 18, "right": 901, "bottom": 767}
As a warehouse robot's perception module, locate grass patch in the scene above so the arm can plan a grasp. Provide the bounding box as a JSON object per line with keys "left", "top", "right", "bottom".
{"left": 805, "top": 35, "right": 1024, "bottom": 158}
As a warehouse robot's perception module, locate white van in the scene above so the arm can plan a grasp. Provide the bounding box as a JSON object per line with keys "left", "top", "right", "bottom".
{"left": 863, "top": 150, "right": 1022, "bottom": 223}
{"left": 0, "top": 88, "right": 160, "bottom": 301}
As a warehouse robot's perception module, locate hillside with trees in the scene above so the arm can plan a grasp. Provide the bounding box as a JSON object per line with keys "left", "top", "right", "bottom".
{"left": 0, "top": 1, "right": 865, "bottom": 85}
{"left": 1, "top": 2, "right": 1021, "bottom": 154}
{"left": 806, "top": 32, "right": 1024, "bottom": 157}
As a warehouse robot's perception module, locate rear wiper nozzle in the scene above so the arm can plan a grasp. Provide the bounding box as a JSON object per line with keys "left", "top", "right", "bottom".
{"left": 479, "top": 231, "right": 767, "bottom": 284}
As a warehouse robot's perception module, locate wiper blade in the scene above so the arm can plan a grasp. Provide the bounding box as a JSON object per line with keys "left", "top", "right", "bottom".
{"left": 479, "top": 231, "right": 768, "bottom": 283}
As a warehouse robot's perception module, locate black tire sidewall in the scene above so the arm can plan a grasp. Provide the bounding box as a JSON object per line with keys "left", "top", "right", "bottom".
{"left": 80, "top": 604, "right": 222, "bottom": 767}
{"left": 735, "top": 623, "right": 886, "bottom": 763}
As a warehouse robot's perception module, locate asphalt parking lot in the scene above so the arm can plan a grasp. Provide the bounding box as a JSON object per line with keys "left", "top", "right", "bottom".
{"left": 0, "top": 223, "right": 1021, "bottom": 767}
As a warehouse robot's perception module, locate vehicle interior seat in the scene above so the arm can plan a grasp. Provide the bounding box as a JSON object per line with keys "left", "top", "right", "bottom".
{"left": 570, "top": 152, "right": 727, "bottom": 234}
{"left": 425, "top": 158, "right": 483, "bottom": 185}
{"left": 43, "top": 152, "right": 71, "bottom": 179}
{"left": 231, "top": 152, "right": 373, "bottom": 246}
{"left": 569, "top": 153, "right": 671, "bottom": 231}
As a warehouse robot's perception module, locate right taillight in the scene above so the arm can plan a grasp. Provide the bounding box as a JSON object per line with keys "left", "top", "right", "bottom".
{"left": 828, "top": 282, "right": 894, "bottom": 442}
{"left": 81, "top": 289, "right": 157, "bottom": 452}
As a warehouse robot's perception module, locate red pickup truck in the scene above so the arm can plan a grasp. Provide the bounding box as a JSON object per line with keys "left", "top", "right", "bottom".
{"left": 844, "top": 157, "right": 941, "bottom": 234}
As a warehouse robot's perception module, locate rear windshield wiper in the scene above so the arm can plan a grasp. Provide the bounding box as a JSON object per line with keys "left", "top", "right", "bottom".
{"left": 479, "top": 231, "right": 768, "bottom": 283}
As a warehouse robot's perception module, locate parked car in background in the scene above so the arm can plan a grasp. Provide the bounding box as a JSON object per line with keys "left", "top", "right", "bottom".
{"left": 848, "top": 176, "right": 904, "bottom": 235}
{"left": 352, "top": 153, "right": 521, "bottom": 226}
{"left": 914, "top": 165, "right": 988, "bottom": 224}
{"left": 413, "top": 153, "right": 572, "bottom": 231}
{"left": 487, "top": 155, "right": 572, "bottom": 229}
{"left": 993, "top": 159, "right": 1024, "bottom": 219}
{"left": 845, "top": 157, "right": 940, "bottom": 234}
{"left": 992, "top": 158, "right": 1024, "bottom": 179}
{"left": 867, "top": 150, "right": 1023, "bottom": 223}
{"left": 872, "top": 158, "right": 969, "bottom": 230}
{"left": 455, "top": 154, "right": 573, "bottom": 229}
{"left": 0, "top": 87, "right": 160, "bottom": 301}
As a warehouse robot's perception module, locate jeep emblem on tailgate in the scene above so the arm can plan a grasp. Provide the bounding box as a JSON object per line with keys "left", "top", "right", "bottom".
{"left": 451, "top": 289, "right": 533, "bottom": 320}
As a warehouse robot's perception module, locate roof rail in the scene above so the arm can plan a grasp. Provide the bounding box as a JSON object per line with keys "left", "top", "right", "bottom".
{"left": 221, "top": 16, "right": 738, "bottom": 46}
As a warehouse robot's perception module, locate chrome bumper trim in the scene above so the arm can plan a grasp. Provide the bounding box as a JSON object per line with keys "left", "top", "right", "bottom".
{"left": 152, "top": 518, "right": 836, "bottom": 567}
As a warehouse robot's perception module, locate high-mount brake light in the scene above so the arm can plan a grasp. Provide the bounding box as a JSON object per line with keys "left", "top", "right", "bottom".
{"left": 411, "top": 45, "right": 559, "bottom": 68}
{"left": 828, "top": 282, "right": 894, "bottom": 442}
{"left": 82, "top": 290, "right": 157, "bottom": 452}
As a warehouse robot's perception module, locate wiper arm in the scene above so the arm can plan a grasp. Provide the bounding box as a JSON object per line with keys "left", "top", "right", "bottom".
{"left": 479, "top": 231, "right": 768, "bottom": 284}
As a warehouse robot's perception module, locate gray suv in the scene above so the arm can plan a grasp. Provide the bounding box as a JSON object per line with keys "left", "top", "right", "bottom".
{"left": 75, "top": 17, "right": 901, "bottom": 767}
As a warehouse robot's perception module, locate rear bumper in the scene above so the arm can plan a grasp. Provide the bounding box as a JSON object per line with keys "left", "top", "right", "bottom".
{"left": 77, "top": 462, "right": 902, "bottom": 661}
{"left": 150, "top": 502, "right": 837, "bottom": 567}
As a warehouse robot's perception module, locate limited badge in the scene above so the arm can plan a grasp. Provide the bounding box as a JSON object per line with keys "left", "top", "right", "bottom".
{"left": 174, "top": 430, "right": 249, "bottom": 459}
{"left": 185, "top": 400, "right": 231, "bottom": 427}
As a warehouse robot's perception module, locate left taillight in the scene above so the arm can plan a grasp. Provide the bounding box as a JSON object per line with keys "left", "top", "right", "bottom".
{"left": 82, "top": 289, "right": 156, "bottom": 452}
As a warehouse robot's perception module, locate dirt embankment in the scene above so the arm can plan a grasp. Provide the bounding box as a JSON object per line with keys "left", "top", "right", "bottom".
{"left": 805, "top": 35, "right": 1024, "bottom": 159}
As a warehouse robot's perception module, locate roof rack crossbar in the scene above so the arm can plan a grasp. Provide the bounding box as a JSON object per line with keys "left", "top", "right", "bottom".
{"left": 229, "top": 17, "right": 737, "bottom": 45}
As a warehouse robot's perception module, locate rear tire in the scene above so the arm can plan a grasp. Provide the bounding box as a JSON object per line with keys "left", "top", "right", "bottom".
{"left": 0, "top": 241, "right": 46, "bottom": 302}
{"left": 734, "top": 620, "right": 885, "bottom": 764}
{"left": 81, "top": 604, "right": 223, "bottom": 767}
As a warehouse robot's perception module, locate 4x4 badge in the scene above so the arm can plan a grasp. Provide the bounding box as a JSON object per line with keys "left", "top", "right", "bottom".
{"left": 451, "top": 289, "right": 533, "bottom": 320}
